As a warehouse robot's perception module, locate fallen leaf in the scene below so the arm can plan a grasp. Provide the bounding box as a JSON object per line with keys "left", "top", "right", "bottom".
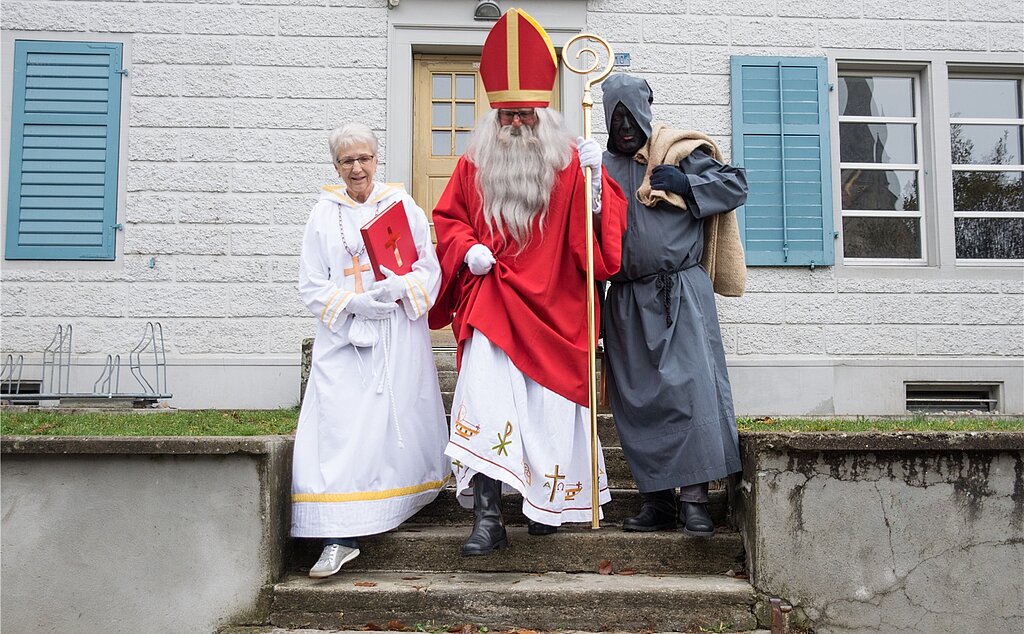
{"left": 618, "top": 568, "right": 636, "bottom": 576}
{"left": 362, "top": 622, "right": 384, "bottom": 631}
{"left": 597, "top": 560, "right": 613, "bottom": 575}
{"left": 448, "top": 624, "right": 477, "bottom": 634}
{"left": 735, "top": 572, "right": 749, "bottom": 579}
{"left": 401, "top": 576, "right": 424, "bottom": 581}
{"left": 354, "top": 581, "right": 378, "bottom": 587}
{"left": 516, "top": 629, "right": 539, "bottom": 633}
{"left": 387, "top": 620, "right": 409, "bottom": 631}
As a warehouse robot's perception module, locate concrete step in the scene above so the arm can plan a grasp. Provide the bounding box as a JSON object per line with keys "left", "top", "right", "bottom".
{"left": 227, "top": 629, "right": 771, "bottom": 634}
{"left": 290, "top": 525, "right": 743, "bottom": 576}
{"left": 408, "top": 487, "right": 729, "bottom": 526}
{"left": 270, "top": 571, "right": 757, "bottom": 632}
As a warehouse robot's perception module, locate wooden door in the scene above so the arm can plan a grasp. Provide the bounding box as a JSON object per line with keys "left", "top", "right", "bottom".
{"left": 412, "top": 55, "right": 489, "bottom": 242}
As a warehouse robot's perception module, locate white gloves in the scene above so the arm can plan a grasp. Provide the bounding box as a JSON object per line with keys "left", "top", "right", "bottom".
{"left": 577, "top": 136, "right": 603, "bottom": 214}
{"left": 345, "top": 288, "right": 396, "bottom": 319}
{"left": 374, "top": 266, "right": 407, "bottom": 302}
{"left": 465, "top": 243, "right": 496, "bottom": 276}
{"left": 577, "top": 136, "right": 602, "bottom": 171}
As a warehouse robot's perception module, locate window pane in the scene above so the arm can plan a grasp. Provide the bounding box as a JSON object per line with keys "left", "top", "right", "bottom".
{"left": 455, "top": 131, "right": 471, "bottom": 155}
{"left": 955, "top": 217, "right": 1024, "bottom": 259}
{"left": 431, "top": 74, "right": 451, "bottom": 100}
{"left": 431, "top": 131, "right": 450, "bottom": 156}
{"left": 949, "top": 78, "right": 1021, "bottom": 119}
{"left": 455, "top": 74, "right": 475, "bottom": 100}
{"left": 455, "top": 103, "right": 476, "bottom": 128}
{"left": 950, "top": 124, "right": 1022, "bottom": 165}
{"left": 839, "top": 76, "right": 914, "bottom": 117}
{"left": 843, "top": 217, "right": 922, "bottom": 258}
{"left": 841, "top": 169, "right": 919, "bottom": 211}
{"left": 432, "top": 103, "right": 451, "bottom": 128}
{"left": 954, "top": 171, "right": 1024, "bottom": 212}
{"left": 840, "top": 123, "right": 916, "bottom": 163}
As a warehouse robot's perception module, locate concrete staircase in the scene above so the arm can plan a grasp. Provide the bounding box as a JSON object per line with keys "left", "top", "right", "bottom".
{"left": 268, "top": 348, "right": 759, "bottom": 633}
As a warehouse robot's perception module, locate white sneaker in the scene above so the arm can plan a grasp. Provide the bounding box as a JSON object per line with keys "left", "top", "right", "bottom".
{"left": 308, "top": 544, "right": 360, "bottom": 578}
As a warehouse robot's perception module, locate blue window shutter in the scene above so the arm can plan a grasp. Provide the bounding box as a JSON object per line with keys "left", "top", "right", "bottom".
{"left": 730, "top": 56, "right": 834, "bottom": 266}
{"left": 5, "top": 40, "right": 123, "bottom": 261}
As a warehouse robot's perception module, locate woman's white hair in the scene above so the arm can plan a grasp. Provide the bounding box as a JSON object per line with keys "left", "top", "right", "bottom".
{"left": 466, "top": 108, "right": 573, "bottom": 251}
{"left": 328, "top": 123, "right": 379, "bottom": 160}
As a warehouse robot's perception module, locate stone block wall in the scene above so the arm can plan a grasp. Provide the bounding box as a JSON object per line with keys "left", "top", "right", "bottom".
{"left": 1, "top": 0, "right": 1021, "bottom": 410}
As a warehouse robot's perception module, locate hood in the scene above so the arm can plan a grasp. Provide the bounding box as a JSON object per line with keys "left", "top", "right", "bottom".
{"left": 601, "top": 73, "right": 654, "bottom": 141}
{"left": 319, "top": 182, "right": 404, "bottom": 208}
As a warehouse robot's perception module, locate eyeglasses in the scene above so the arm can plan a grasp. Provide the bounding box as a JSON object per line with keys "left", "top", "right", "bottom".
{"left": 336, "top": 154, "right": 376, "bottom": 170}
{"left": 498, "top": 109, "right": 537, "bottom": 124}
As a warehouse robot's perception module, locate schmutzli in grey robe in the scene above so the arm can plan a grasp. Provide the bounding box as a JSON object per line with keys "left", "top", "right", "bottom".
{"left": 601, "top": 74, "right": 747, "bottom": 492}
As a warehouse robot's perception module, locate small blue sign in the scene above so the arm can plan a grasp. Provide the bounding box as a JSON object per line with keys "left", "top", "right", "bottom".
{"left": 613, "top": 52, "right": 631, "bottom": 67}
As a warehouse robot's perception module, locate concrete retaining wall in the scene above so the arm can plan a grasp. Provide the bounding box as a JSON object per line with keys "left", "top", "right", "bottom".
{"left": 3, "top": 433, "right": 1022, "bottom": 633}
{"left": 732, "top": 432, "right": 1024, "bottom": 633}
{"left": 0, "top": 436, "right": 292, "bottom": 634}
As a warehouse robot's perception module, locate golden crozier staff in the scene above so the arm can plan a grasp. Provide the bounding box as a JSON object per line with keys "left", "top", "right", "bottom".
{"left": 561, "top": 34, "right": 615, "bottom": 528}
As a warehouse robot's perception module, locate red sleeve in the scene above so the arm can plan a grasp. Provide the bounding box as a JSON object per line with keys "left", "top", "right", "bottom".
{"left": 567, "top": 151, "right": 628, "bottom": 280}
{"left": 428, "top": 158, "right": 479, "bottom": 330}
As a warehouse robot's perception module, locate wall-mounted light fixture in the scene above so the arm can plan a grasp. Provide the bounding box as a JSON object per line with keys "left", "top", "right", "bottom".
{"left": 474, "top": 0, "right": 501, "bottom": 21}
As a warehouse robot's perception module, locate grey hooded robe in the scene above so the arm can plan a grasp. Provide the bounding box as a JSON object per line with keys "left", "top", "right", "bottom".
{"left": 601, "top": 74, "right": 746, "bottom": 492}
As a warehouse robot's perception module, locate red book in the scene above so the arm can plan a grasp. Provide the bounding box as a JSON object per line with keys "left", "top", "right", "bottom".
{"left": 360, "top": 199, "right": 419, "bottom": 281}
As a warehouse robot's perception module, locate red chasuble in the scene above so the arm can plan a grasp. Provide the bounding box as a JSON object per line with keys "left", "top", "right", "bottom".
{"left": 429, "top": 150, "right": 628, "bottom": 408}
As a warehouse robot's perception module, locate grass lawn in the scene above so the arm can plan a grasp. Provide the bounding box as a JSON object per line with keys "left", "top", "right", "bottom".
{"left": 0, "top": 408, "right": 300, "bottom": 436}
{"left": 1, "top": 408, "right": 1022, "bottom": 436}
{"left": 736, "top": 415, "right": 1024, "bottom": 433}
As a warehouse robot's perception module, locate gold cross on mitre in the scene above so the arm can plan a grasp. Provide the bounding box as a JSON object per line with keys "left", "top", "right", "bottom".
{"left": 343, "top": 255, "right": 371, "bottom": 293}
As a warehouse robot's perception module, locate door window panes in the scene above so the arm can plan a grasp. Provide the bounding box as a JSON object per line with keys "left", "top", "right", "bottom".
{"left": 430, "top": 72, "right": 477, "bottom": 157}
{"left": 432, "top": 74, "right": 451, "bottom": 100}
{"left": 950, "top": 76, "right": 1024, "bottom": 261}
{"left": 838, "top": 72, "right": 925, "bottom": 262}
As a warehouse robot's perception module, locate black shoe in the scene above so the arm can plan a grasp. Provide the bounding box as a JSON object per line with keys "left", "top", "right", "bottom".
{"left": 527, "top": 520, "right": 558, "bottom": 536}
{"left": 622, "top": 490, "right": 677, "bottom": 532}
{"left": 462, "top": 474, "right": 508, "bottom": 556}
{"left": 680, "top": 501, "right": 715, "bottom": 538}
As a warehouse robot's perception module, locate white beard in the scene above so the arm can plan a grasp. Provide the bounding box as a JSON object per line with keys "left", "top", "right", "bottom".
{"left": 468, "top": 108, "right": 573, "bottom": 251}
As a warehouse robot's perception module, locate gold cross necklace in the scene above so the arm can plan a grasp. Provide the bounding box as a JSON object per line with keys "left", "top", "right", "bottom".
{"left": 337, "top": 201, "right": 374, "bottom": 293}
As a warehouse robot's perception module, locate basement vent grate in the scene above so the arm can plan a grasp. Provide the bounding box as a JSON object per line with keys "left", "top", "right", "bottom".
{"left": 905, "top": 382, "right": 1000, "bottom": 413}
{"left": 1, "top": 380, "right": 42, "bottom": 405}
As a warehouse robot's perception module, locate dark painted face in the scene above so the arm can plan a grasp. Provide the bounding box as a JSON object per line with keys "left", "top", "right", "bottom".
{"left": 608, "top": 102, "right": 647, "bottom": 156}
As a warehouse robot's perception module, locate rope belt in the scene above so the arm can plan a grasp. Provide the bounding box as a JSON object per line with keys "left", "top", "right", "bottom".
{"left": 612, "top": 262, "right": 696, "bottom": 328}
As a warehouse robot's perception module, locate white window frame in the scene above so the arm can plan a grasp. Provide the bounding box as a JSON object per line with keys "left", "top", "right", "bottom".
{"left": 837, "top": 69, "right": 927, "bottom": 266}
{"left": 829, "top": 52, "right": 1024, "bottom": 281}
{"left": 947, "top": 71, "right": 1024, "bottom": 267}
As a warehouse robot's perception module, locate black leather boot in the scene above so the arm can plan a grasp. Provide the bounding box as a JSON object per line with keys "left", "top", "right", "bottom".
{"left": 622, "top": 489, "right": 677, "bottom": 532}
{"left": 680, "top": 501, "right": 715, "bottom": 538}
{"left": 527, "top": 520, "right": 558, "bottom": 536}
{"left": 461, "top": 474, "right": 508, "bottom": 556}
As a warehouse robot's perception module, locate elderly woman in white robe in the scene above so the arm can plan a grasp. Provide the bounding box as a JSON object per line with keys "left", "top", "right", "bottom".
{"left": 292, "top": 122, "right": 449, "bottom": 578}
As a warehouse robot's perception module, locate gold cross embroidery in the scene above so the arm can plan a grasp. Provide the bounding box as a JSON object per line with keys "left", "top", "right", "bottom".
{"left": 384, "top": 225, "right": 403, "bottom": 268}
{"left": 545, "top": 465, "right": 565, "bottom": 503}
{"left": 491, "top": 421, "right": 513, "bottom": 457}
{"left": 343, "top": 255, "right": 371, "bottom": 293}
